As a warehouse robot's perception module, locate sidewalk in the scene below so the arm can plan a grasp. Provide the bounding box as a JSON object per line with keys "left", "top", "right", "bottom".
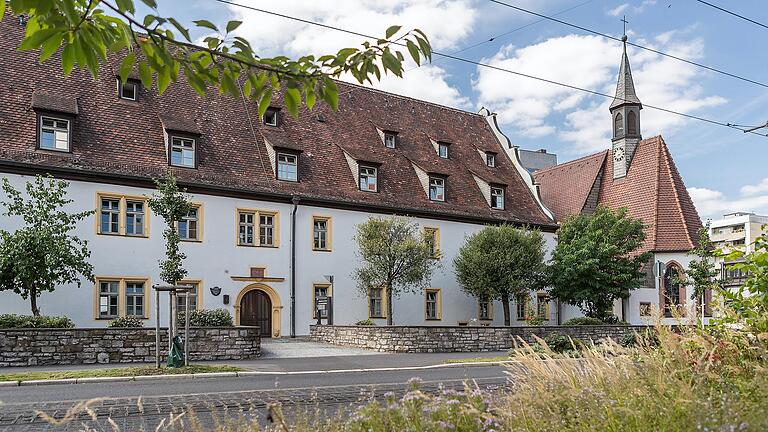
{"left": 2, "top": 350, "right": 508, "bottom": 375}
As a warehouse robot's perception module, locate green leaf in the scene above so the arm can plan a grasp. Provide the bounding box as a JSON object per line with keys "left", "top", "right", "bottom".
{"left": 138, "top": 61, "right": 153, "bottom": 88}
{"left": 119, "top": 53, "right": 135, "bottom": 83}
{"left": 381, "top": 51, "right": 401, "bottom": 77}
{"left": 193, "top": 20, "right": 218, "bottom": 32}
{"left": 115, "top": 0, "right": 136, "bottom": 14}
{"left": 39, "top": 33, "right": 62, "bottom": 62}
{"left": 305, "top": 89, "right": 316, "bottom": 110}
{"left": 284, "top": 87, "right": 300, "bottom": 117}
{"left": 19, "top": 29, "right": 60, "bottom": 51}
{"left": 385, "top": 25, "right": 401, "bottom": 39}
{"left": 157, "top": 66, "right": 171, "bottom": 94}
{"left": 257, "top": 87, "right": 273, "bottom": 119}
{"left": 225, "top": 20, "right": 243, "bottom": 33}
{"left": 61, "top": 44, "right": 75, "bottom": 76}
{"left": 415, "top": 35, "right": 431, "bottom": 61}
{"left": 168, "top": 18, "right": 191, "bottom": 42}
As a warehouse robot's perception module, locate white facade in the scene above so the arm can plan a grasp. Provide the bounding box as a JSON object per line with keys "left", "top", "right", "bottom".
{"left": 0, "top": 172, "right": 564, "bottom": 335}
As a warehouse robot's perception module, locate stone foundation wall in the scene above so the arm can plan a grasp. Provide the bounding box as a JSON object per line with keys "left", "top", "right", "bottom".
{"left": 0, "top": 327, "right": 260, "bottom": 367}
{"left": 310, "top": 325, "right": 649, "bottom": 353}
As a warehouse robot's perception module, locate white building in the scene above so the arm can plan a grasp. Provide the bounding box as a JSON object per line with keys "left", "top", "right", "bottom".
{"left": 710, "top": 212, "right": 768, "bottom": 289}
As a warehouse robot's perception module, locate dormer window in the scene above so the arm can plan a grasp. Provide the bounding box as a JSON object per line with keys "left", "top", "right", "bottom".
{"left": 384, "top": 132, "right": 397, "bottom": 149}
{"left": 264, "top": 108, "right": 279, "bottom": 127}
{"left": 491, "top": 186, "right": 505, "bottom": 210}
{"left": 486, "top": 152, "right": 496, "bottom": 167}
{"left": 276, "top": 152, "right": 298, "bottom": 181}
{"left": 359, "top": 166, "right": 378, "bottom": 192}
{"left": 438, "top": 142, "right": 450, "bottom": 159}
{"left": 39, "top": 116, "right": 71, "bottom": 152}
{"left": 170, "top": 136, "right": 196, "bottom": 168}
{"left": 429, "top": 177, "right": 445, "bottom": 201}
{"left": 118, "top": 79, "right": 137, "bottom": 101}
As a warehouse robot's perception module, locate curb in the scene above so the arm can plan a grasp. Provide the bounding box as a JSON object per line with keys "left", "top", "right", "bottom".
{"left": 0, "top": 362, "right": 511, "bottom": 387}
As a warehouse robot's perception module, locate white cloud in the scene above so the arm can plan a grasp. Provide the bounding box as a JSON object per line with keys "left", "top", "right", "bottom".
{"left": 607, "top": 3, "right": 629, "bottom": 17}
{"left": 741, "top": 178, "right": 768, "bottom": 197}
{"left": 690, "top": 178, "right": 768, "bottom": 220}
{"left": 225, "top": 0, "right": 476, "bottom": 109}
{"left": 474, "top": 32, "right": 727, "bottom": 155}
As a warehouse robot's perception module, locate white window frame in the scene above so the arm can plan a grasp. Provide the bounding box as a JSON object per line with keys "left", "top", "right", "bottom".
{"left": 259, "top": 213, "right": 275, "bottom": 246}
{"left": 170, "top": 136, "right": 196, "bottom": 168}
{"left": 99, "top": 280, "right": 120, "bottom": 318}
{"left": 39, "top": 116, "right": 71, "bottom": 152}
{"left": 429, "top": 177, "right": 445, "bottom": 202}
{"left": 238, "top": 211, "right": 256, "bottom": 246}
{"left": 178, "top": 206, "right": 200, "bottom": 241}
{"left": 100, "top": 197, "right": 121, "bottom": 235}
{"left": 124, "top": 200, "right": 146, "bottom": 236}
{"left": 118, "top": 79, "right": 137, "bottom": 101}
{"left": 359, "top": 165, "right": 378, "bottom": 192}
{"left": 276, "top": 152, "right": 298, "bottom": 182}
{"left": 438, "top": 142, "right": 449, "bottom": 159}
{"left": 264, "top": 108, "right": 279, "bottom": 126}
{"left": 491, "top": 187, "right": 505, "bottom": 210}
{"left": 384, "top": 132, "right": 396, "bottom": 149}
{"left": 486, "top": 152, "right": 496, "bottom": 167}
{"left": 125, "top": 281, "right": 146, "bottom": 317}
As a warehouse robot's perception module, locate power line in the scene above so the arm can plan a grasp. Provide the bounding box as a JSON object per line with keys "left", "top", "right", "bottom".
{"left": 214, "top": 0, "right": 768, "bottom": 138}
{"left": 694, "top": 0, "right": 768, "bottom": 30}
{"left": 487, "top": 0, "right": 768, "bottom": 89}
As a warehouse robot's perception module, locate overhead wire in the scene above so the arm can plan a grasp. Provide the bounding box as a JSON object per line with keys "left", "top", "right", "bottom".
{"left": 213, "top": 0, "right": 768, "bottom": 138}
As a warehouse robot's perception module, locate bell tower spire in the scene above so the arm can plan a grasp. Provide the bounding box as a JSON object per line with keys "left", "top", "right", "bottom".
{"left": 610, "top": 18, "right": 642, "bottom": 180}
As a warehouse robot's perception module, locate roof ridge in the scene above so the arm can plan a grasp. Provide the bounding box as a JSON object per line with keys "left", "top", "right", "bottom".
{"left": 535, "top": 149, "right": 609, "bottom": 176}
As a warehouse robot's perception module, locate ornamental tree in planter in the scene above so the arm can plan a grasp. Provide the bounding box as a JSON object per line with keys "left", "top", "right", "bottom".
{"left": 0, "top": 175, "right": 94, "bottom": 316}
{"left": 353, "top": 217, "right": 437, "bottom": 325}
{"left": 454, "top": 225, "right": 547, "bottom": 326}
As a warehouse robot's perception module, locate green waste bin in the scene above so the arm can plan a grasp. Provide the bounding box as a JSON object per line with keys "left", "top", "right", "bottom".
{"left": 167, "top": 335, "right": 185, "bottom": 368}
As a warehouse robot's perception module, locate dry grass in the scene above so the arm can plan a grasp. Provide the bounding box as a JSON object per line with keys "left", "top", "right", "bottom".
{"left": 30, "top": 325, "right": 768, "bottom": 431}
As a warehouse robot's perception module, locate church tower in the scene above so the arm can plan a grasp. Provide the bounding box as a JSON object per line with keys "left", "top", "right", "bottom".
{"left": 609, "top": 35, "right": 642, "bottom": 179}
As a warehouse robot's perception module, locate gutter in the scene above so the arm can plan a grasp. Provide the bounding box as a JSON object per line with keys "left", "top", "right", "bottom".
{"left": 290, "top": 195, "right": 301, "bottom": 338}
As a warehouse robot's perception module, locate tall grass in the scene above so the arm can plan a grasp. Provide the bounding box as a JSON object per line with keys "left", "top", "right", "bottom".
{"left": 35, "top": 324, "right": 767, "bottom": 431}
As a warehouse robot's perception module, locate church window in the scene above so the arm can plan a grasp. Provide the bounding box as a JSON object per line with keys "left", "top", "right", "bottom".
{"left": 627, "top": 110, "right": 637, "bottom": 135}
{"left": 614, "top": 112, "right": 624, "bottom": 137}
{"left": 663, "top": 264, "right": 682, "bottom": 317}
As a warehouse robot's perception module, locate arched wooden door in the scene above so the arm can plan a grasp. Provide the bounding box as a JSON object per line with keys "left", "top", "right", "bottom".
{"left": 240, "top": 290, "right": 272, "bottom": 337}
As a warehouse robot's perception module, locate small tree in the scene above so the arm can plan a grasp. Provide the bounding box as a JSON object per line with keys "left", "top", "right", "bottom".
{"left": 353, "top": 217, "right": 437, "bottom": 325}
{"left": 681, "top": 226, "right": 719, "bottom": 320}
{"left": 454, "top": 225, "right": 547, "bottom": 326}
{"left": 148, "top": 172, "right": 192, "bottom": 285}
{"left": 717, "top": 229, "right": 768, "bottom": 333}
{"left": 0, "top": 175, "right": 94, "bottom": 316}
{"left": 548, "top": 206, "right": 651, "bottom": 321}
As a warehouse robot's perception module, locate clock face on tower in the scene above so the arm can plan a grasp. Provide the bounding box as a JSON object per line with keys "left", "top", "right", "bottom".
{"left": 613, "top": 147, "right": 625, "bottom": 163}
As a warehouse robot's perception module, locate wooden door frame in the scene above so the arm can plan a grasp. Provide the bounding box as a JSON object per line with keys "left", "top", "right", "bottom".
{"left": 234, "top": 283, "right": 282, "bottom": 338}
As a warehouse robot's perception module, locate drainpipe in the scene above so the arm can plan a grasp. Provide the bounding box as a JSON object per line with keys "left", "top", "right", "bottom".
{"left": 290, "top": 196, "right": 301, "bottom": 338}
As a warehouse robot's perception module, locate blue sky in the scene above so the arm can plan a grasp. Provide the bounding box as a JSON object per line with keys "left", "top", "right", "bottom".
{"left": 154, "top": 0, "right": 768, "bottom": 220}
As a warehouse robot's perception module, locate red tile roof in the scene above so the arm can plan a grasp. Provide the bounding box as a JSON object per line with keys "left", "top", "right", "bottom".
{"left": 0, "top": 19, "right": 554, "bottom": 228}
{"left": 533, "top": 136, "right": 702, "bottom": 252}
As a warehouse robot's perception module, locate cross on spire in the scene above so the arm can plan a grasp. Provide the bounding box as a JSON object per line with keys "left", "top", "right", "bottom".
{"left": 621, "top": 15, "right": 629, "bottom": 37}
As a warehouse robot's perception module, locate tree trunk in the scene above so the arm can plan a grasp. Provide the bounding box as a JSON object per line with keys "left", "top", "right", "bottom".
{"left": 30, "top": 286, "right": 40, "bottom": 317}
{"left": 501, "top": 294, "right": 511, "bottom": 326}
{"left": 386, "top": 284, "right": 393, "bottom": 326}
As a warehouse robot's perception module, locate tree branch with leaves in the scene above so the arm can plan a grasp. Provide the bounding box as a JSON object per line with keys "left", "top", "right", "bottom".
{"left": 147, "top": 172, "right": 191, "bottom": 285}
{"left": 3, "top": 0, "right": 432, "bottom": 118}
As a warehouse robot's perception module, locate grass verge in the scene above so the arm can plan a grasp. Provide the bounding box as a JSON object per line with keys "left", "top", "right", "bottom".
{"left": 0, "top": 364, "right": 243, "bottom": 382}
{"left": 444, "top": 356, "right": 511, "bottom": 364}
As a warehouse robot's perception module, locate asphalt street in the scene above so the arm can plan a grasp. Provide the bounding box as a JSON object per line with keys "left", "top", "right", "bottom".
{"left": 0, "top": 363, "right": 510, "bottom": 431}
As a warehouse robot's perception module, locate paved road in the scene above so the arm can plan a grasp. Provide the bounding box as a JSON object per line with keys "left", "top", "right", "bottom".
{"left": 0, "top": 364, "right": 509, "bottom": 431}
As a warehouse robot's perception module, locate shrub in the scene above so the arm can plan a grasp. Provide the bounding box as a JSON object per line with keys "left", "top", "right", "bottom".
{"left": 563, "top": 316, "right": 605, "bottom": 326}
{"left": 0, "top": 314, "right": 74, "bottom": 328}
{"left": 541, "top": 333, "right": 584, "bottom": 353}
{"left": 107, "top": 316, "right": 144, "bottom": 328}
{"left": 176, "top": 309, "right": 233, "bottom": 327}
{"left": 355, "top": 319, "right": 376, "bottom": 326}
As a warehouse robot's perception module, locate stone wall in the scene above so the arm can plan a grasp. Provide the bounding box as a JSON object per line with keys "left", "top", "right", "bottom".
{"left": 0, "top": 327, "right": 260, "bottom": 367}
{"left": 310, "top": 325, "right": 649, "bottom": 353}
